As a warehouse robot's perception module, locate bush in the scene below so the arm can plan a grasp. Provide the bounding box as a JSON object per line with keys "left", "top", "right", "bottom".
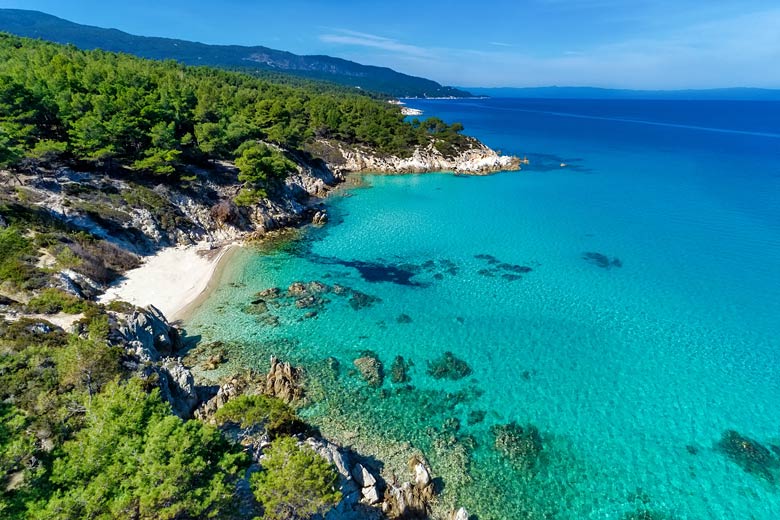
{"left": 214, "top": 394, "right": 306, "bottom": 438}
{"left": 251, "top": 436, "right": 341, "bottom": 520}
{"left": 26, "top": 288, "right": 90, "bottom": 315}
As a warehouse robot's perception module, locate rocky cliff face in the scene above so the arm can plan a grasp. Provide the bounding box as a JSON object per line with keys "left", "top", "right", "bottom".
{"left": 320, "top": 138, "right": 519, "bottom": 175}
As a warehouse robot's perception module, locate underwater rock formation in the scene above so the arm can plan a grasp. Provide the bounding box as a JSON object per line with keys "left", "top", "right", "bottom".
{"left": 354, "top": 352, "right": 384, "bottom": 388}
{"left": 716, "top": 429, "right": 779, "bottom": 483}
{"left": 390, "top": 356, "right": 413, "bottom": 384}
{"left": 582, "top": 251, "right": 622, "bottom": 269}
{"left": 426, "top": 351, "right": 472, "bottom": 380}
{"left": 491, "top": 422, "right": 544, "bottom": 471}
{"left": 474, "top": 254, "right": 533, "bottom": 280}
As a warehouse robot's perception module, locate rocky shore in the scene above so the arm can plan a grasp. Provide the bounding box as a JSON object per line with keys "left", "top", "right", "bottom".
{"left": 111, "top": 306, "right": 469, "bottom": 519}
{"left": 0, "top": 136, "right": 513, "bottom": 519}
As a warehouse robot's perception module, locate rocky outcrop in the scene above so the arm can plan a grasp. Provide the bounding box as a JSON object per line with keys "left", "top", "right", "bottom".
{"left": 264, "top": 356, "right": 304, "bottom": 403}
{"left": 158, "top": 359, "right": 199, "bottom": 418}
{"left": 117, "top": 305, "right": 180, "bottom": 362}
{"left": 382, "top": 457, "right": 436, "bottom": 519}
{"left": 354, "top": 353, "right": 384, "bottom": 388}
{"left": 322, "top": 139, "right": 519, "bottom": 175}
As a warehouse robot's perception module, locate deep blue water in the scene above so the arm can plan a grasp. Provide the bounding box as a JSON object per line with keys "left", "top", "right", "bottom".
{"left": 190, "top": 98, "right": 780, "bottom": 519}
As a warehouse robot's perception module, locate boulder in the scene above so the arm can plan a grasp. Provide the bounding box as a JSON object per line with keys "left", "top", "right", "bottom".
{"left": 451, "top": 507, "right": 469, "bottom": 520}
{"left": 264, "top": 356, "right": 304, "bottom": 403}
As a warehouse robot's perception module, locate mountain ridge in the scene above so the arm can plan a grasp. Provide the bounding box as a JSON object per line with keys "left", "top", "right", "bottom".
{"left": 0, "top": 8, "right": 470, "bottom": 98}
{"left": 464, "top": 86, "right": 780, "bottom": 101}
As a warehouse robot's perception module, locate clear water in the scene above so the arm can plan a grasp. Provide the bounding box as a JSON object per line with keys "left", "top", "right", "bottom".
{"left": 188, "top": 98, "right": 780, "bottom": 519}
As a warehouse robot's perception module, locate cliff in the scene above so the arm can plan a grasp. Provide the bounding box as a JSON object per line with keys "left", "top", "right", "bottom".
{"left": 316, "top": 138, "right": 519, "bottom": 175}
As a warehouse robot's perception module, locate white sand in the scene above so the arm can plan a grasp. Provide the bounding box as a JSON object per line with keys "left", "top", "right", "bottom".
{"left": 99, "top": 242, "right": 236, "bottom": 320}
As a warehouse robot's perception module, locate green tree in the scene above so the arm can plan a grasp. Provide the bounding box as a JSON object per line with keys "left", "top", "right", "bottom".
{"left": 56, "top": 336, "right": 121, "bottom": 398}
{"left": 32, "top": 379, "right": 248, "bottom": 520}
{"left": 234, "top": 142, "right": 295, "bottom": 205}
{"left": 251, "top": 436, "right": 341, "bottom": 520}
{"left": 214, "top": 394, "right": 305, "bottom": 438}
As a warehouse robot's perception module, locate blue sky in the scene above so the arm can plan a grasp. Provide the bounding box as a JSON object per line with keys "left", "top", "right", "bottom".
{"left": 2, "top": 0, "right": 779, "bottom": 89}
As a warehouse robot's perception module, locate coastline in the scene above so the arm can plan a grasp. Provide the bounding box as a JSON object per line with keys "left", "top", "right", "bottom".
{"left": 98, "top": 241, "right": 240, "bottom": 321}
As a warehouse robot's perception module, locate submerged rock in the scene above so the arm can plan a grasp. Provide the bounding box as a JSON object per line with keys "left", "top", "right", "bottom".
{"left": 491, "top": 422, "right": 544, "bottom": 471}
{"left": 583, "top": 251, "right": 622, "bottom": 269}
{"left": 349, "top": 290, "right": 381, "bottom": 310}
{"left": 396, "top": 313, "right": 413, "bottom": 324}
{"left": 354, "top": 352, "right": 384, "bottom": 388}
{"left": 717, "top": 429, "right": 779, "bottom": 483}
{"left": 390, "top": 356, "right": 413, "bottom": 384}
{"left": 426, "top": 351, "right": 472, "bottom": 380}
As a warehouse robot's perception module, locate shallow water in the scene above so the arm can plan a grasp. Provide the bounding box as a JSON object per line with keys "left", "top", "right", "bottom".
{"left": 188, "top": 98, "right": 780, "bottom": 519}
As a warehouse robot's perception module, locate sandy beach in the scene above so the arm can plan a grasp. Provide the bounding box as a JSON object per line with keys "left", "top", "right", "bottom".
{"left": 99, "top": 242, "right": 239, "bottom": 320}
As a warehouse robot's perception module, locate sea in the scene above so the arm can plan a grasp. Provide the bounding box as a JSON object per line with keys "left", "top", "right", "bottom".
{"left": 187, "top": 97, "right": 780, "bottom": 519}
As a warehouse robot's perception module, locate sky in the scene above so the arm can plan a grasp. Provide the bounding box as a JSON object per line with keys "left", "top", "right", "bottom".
{"left": 1, "top": 0, "right": 779, "bottom": 89}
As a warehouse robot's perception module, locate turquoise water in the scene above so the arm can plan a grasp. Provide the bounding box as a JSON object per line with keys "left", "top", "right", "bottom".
{"left": 189, "top": 99, "right": 780, "bottom": 519}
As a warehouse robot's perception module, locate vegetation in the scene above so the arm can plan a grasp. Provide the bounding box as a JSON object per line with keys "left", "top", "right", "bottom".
{"left": 251, "top": 436, "right": 341, "bottom": 520}
{"left": 214, "top": 394, "right": 307, "bottom": 438}
{"left": 33, "top": 379, "right": 247, "bottom": 520}
{"left": 0, "top": 32, "right": 469, "bottom": 196}
{"left": 0, "top": 9, "right": 471, "bottom": 98}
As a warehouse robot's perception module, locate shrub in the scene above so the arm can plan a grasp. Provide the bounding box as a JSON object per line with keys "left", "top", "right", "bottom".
{"left": 26, "top": 288, "right": 89, "bottom": 315}
{"left": 214, "top": 394, "right": 306, "bottom": 438}
{"left": 251, "top": 436, "right": 341, "bottom": 520}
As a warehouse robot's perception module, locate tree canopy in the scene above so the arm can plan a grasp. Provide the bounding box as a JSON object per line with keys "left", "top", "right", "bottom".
{"left": 0, "top": 32, "right": 468, "bottom": 187}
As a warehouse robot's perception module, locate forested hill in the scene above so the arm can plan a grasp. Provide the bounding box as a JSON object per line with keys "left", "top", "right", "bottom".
{"left": 0, "top": 9, "right": 470, "bottom": 98}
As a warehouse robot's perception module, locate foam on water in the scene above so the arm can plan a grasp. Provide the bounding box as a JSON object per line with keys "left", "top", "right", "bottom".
{"left": 188, "top": 98, "right": 780, "bottom": 519}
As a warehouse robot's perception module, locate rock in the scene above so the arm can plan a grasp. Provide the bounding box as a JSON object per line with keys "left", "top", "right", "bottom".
{"left": 158, "top": 359, "right": 198, "bottom": 418}
{"left": 491, "top": 422, "right": 544, "bottom": 471}
{"left": 287, "top": 282, "right": 308, "bottom": 297}
{"left": 257, "top": 287, "right": 281, "bottom": 299}
{"left": 202, "top": 350, "right": 227, "bottom": 370}
{"left": 451, "top": 507, "right": 469, "bottom": 520}
{"left": 264, "top": 356, "right": 304, "bottom": 403}
{"left": 312, "top": 210, "right": 328, "bottom": 225}
{"left": 352, "top": 463, "right": 377, "bottom": 488}
{"left": 194, "top": 371, "right": 265, "bottom": 422}
{"left": 412, "top": 459, "right": 431, "bottom": 487}
{"left": 362, "top": 483, "right": 380, "bottom": 505}
{"left": 426, "top": 351, "right": 472, "bottom": 380}
{"left": 717, "top": 429, "right": 779, "bottom": 483}
{"left": 354, "top": 353, "right": 384, "bottom": 388}
{"left": 348, "top": 290, "right": 381, "bottom": 310}
{"left": 390, "top": 356, "right": 412, "bottom": 384}
{"left": 118, "top": 305, "right": 180, "bottom": 362}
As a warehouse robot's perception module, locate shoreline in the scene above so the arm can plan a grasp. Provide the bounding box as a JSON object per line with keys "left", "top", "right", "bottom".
{"left": 98, "top": 241, "right": 241, "bottom": 321}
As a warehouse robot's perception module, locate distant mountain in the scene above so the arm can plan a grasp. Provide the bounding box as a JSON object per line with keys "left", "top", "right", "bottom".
{"left": 0, "top": 9, "right": 471, "bottom": 99}
{"left": 466, "top": 86, "right": 780, "bottom": 101}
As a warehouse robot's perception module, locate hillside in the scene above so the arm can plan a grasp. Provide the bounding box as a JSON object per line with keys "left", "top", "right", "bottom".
{"left": 0, "top": 8, "right": 471, "bottom": 98}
